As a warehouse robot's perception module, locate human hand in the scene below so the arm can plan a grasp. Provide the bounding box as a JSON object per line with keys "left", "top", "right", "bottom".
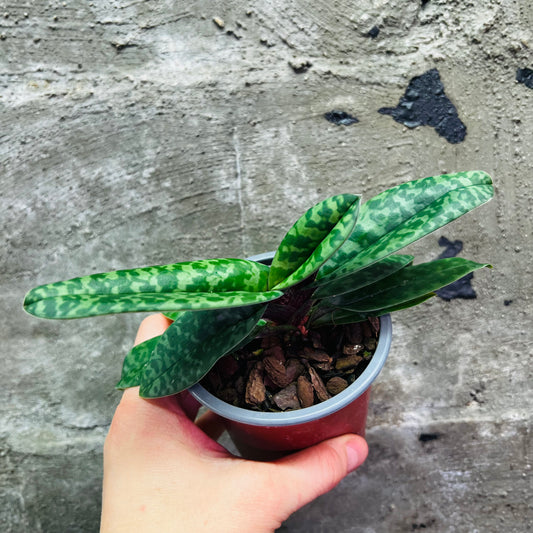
{"left": 100, "top": 314, "right": 368, "bottom": 533}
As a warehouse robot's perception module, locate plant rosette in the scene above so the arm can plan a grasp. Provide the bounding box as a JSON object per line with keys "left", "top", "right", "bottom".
{"left": 189, "top": 252, "right": 391, "bottom": 459}
{"left": 24, "top": 171, "right": 494, "bottom": 458}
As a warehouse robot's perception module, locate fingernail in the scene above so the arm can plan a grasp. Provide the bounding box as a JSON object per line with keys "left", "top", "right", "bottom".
{"left": 346, "top": 439, "right": 364, "bottom": 472}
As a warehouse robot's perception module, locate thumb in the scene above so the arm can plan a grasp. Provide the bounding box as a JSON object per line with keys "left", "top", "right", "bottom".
{"left": 271, "top": 434, "right": 368, "bottom": 516}
{"left": 134, "top": 313, "right": 173, "bottom": 345}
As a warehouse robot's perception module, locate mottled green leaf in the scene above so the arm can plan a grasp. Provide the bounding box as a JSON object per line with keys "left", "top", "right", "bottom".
{"left": 24, "top": 290, "right": 283, "bottom": 319}
{"left": 139, "top": 306, "right": 266, "bottom": 398}
{"left": 269, "top": 195, "right": 360, "bottom": 290}
{"left": 24, "top": 258, "right": 270, "bottom": 317}
{"left": 116, "top": 318, "right": 268, "bottom": 391}
{"left": 318, "top": 171, "right": 493, "bottom": 280}
{"left": 312, "top": 255, "right": 413, "bottom": 299}
{"left": 116, "top": 335, "right": 161, "bottom": 390}
{"left": 327, "top": 258, "right": 489, "bottom": 312}
{"left": 310, "top": 293, "right": 435, "bottom": 327}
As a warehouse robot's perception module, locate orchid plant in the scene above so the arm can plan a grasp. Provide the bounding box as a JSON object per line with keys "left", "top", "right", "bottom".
{"left": 24, "top": 171, "right": 493, "bottom": 398}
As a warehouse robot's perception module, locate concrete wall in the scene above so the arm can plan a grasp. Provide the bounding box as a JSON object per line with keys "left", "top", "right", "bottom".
{"left": 1, "top": 1, "right": 531, "bottom": 531}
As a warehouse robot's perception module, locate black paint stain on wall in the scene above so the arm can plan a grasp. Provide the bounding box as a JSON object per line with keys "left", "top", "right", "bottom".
{"left": 419, "top": 433, "right": 440, "bottom": 442}
{"left": 367, "top": 26, "right": 380, "bottom": 38}
{"left": 437, "top": 236, "right": 463, "bottom": 259}
{"left": 516, "top": 67, "right": 533, "bottom": 89}
{"left": 324, "top": 110, "right": 359, "bottom": 126}
{"left": 378, "top": 69, "right": 467, "bottom": 144}
{"left": 435, "top": 236, "right": 477, "bottom": 300}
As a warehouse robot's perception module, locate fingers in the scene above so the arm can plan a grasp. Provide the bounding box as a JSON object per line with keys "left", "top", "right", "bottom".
{"left": 134, "top": 313, "right": 173, "bottom": 346}
{"left": 271, "top": 434, "right": 368, "bottom": 516}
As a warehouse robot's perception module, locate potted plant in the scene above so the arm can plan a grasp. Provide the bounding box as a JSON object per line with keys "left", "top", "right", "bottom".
{"left": 24, "top": 170, "right": 493, "bottom": 459}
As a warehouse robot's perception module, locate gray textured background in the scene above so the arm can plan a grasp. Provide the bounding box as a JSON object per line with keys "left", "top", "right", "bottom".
{"left": 1, "top": 1, "right": 532, "bottom": 531}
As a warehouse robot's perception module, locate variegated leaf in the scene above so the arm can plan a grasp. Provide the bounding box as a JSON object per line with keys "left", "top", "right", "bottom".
{"left": 116, "top": 319, "right": 268, "bottom": 390}
{"left": 24, "top": 290, "right": 283, "bottom": 319}
{"left": 139, "top": 306, "right": 266, "bottom": 398}
{"left": 309, "top": 293, "right": 435, "bottom": 327}
{"left": 24, "top": 258, "right": 270, "bottom": 318}
{"left": 269, "top": 195, "right": 360, "bottom": 290}
{"left": 327, "top": 258, "right": 489, "bottom": 312}
{"left": 116, "top": 335, "right": 161, "bottom": 390}
{"left": 318, "top": 171, "right": 493, "bottom": 280}
{"left": 312, "top": 255, "right": 413, "bottom": 299}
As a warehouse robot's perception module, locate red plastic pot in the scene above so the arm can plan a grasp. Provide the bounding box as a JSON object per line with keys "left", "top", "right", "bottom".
{"left": 188, "top": 253, "right": 393, "bottom": 460}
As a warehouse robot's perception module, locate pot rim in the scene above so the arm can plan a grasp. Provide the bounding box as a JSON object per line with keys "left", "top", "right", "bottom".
{"left": 189, "top": 250, "right": 392, "bottom": 426}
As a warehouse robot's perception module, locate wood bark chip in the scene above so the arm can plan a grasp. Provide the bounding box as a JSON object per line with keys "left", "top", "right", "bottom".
{"left": 264, "top": 356, "right": 291, "bottom": 388}
{"left": 301, "top": 347, "right": 332, "bottom": 363}
{"left": 326, "top": 376, "right": 349, "bottom": 395}
{"left": 308, "top": 366, "right": 331, "bottom": 402}
{"left": 368, "top": 316, "right": 380, "bottom": 335}
{"left": 273, "top": 383, "right": 300, "bottom": 410}
{"left": 343, "top": 344, "right": 364, "bottom": 356}
{"left": 245, "top": 362, "right": 266, "bottom": 407}
{"left": 264, "top": 344, "right": 285, "bottom": 362}
{"left": 297, "top": 375, "right": 315, "bottom": 408}
{"left": 336, "top": 354, "right": 364, "bottom": 371}
{"left": 285, "top": 358, "right": 304, "bottom": 382}
{"left": 300, "top": 347, "right": 333, "bottom": 371}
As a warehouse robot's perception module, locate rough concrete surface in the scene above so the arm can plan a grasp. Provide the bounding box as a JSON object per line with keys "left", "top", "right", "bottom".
{"left": 1, "top": 0, "right": 532, "bottom": 531}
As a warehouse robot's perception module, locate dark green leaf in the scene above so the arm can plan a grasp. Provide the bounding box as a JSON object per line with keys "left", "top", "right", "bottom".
{"left": 327, "top": 258, "right": 489, "bottom": 312}
{"left": 309, "top": 293, "right": 435, "bottom": 327}
{"left": 139, "top": 305, "right": 266, "bottom": 398}
{"left": 312, "top": 255, "right": 413, "bottom": 299}
{"left": 269, "top": 195, "right": 360, "bottom": 290}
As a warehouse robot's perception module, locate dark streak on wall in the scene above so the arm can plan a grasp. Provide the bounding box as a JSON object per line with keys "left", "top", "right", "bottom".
{"left": 378, "top": 69, "right": 467, "bottom": 144}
